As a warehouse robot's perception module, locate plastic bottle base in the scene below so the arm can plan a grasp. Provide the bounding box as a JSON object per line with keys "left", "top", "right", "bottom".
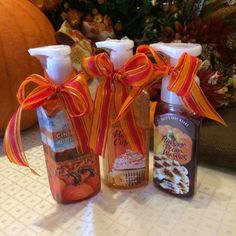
{"left": 52, "top": 187, "right": 101, "bottom": 204}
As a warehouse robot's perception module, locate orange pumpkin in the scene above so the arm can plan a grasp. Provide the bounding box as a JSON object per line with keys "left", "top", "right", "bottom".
{"left": 0, "top": 0, "right": 56, "bottom": 136}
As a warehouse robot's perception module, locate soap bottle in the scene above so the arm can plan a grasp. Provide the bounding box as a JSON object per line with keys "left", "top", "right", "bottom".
{"left": 96, "top": 39, "right": 149, "bottom": 188}
{"left": 29, "top": 45, "right": 100, "bottom": 203}
{"left": 151, "top": 42, "right": 202, "bottom": 197}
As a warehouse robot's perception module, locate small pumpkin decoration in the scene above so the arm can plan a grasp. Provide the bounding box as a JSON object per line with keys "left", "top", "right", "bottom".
{"left": 0, "top": 0, "right": 56, "bottom": 136}
{"left": 154, "top": 125, "right": 192, "bottom": 165}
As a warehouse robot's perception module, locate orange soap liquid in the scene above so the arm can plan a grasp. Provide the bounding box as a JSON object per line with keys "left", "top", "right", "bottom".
{"left": 103, "top": 91, "right": 150, "bottom": 189}
{"left": 37, "top": 104, "right": 100, "bottom": 203}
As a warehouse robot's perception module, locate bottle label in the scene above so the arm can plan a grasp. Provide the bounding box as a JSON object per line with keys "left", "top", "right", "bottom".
{"left": 46, "top": 152, "right": 100, "bottom": 203}
{"left": 106, "top": 124, "right": 147, "bottom": 187}
{"left": 37, "top": 107, "right": 77, "bottom": 153}
{"left": 37, "top": 107, "right": 100, "bottom": 202}
{"left": 153, "top": 113, "right": 199, "bottom": 195}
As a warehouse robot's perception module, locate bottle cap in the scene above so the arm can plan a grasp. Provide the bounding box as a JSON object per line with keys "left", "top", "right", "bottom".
{"left": 150, "top": 42, "right": 202, "bottom": 105}
{"left": 28, "top": 45, "right": 72, "bottom": 84}
{"left": 96, "top": 38, "right": 134, "bottom": 70}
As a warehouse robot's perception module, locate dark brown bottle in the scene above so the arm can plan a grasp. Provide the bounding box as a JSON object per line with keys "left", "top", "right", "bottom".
{"left": 153, "top": 100, "right": 201, "bottom": 197}
{"left": 150, "top": 42, "right": 202, "bottom": 197}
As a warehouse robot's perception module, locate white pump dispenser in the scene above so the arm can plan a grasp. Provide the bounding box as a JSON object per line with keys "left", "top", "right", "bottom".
{"left": 28, "top": 45, "right": 73, "bottom": 84}
{"left": 95, "top": 38, "right": 134, "bottom": 70}
{"left": 150, "top": 42, "right": 202, "bottom": 105}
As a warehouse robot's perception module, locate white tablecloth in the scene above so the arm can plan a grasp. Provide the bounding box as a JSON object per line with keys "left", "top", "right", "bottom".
{"left": 0, "top": 126, "right": 236, "bottom": 236}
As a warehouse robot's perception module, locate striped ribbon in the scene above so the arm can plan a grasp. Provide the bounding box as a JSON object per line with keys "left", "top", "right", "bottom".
{"left": 135, "top": 45, "right": 226, "bottom": 125}
{"left": 4, "top": 73, "right": 93, "bottom": 174}
{"left": 82, "top": 52, "right": 154, "bottom": 156}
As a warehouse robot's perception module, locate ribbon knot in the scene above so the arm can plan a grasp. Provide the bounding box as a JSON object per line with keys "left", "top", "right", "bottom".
{"left": 4, "top": 73, "right": 94, "bottom": 174}
{"left": 167, "top": 66, "right": 174, "bottom": 76}
{"left": 54, "top": 84, "right": 62, "bottom": 94}
{"left": 113, "top": 72, "right": 123, "bottom": 83}
{"left": 82, "top": 52, "right": 154, "bottom": 155}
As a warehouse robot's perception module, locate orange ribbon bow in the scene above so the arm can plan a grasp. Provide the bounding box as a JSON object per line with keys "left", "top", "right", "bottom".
{"left": 82, "top": 52, "right": 154, "bottom": 156}
{"left": 135, "top": 45, "right": 226, "bottom": 126}
{"left": 4, "top": 73, "right": 93, "bottom": 174}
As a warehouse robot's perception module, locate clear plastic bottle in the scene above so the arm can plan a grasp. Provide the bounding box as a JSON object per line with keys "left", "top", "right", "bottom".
{"left": 29, "top": 45, "right": 100, "bottom": 203}
{"left": 96, "top": 39, "right": 149, "bottom": 188}
{"left": 150, "top": 42, "right": 202, "bottom": 197}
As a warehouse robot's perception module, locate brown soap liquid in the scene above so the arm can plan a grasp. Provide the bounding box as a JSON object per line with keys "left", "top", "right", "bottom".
{"left": 153, "top": 101, "right": 201, "bottom": 197}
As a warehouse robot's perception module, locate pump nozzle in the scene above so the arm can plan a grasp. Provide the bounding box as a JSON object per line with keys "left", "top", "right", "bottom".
{"left": 150, "top": 42, "right": 202, "bottom": 66}
{"left": 96, "top": 38, "right": 134, "bottom": 52}
{"left": 95, "top": 38, "right": 134, "bottom": 70}
{"left": 28, "top": 45, "right": 72, "bottom": 84}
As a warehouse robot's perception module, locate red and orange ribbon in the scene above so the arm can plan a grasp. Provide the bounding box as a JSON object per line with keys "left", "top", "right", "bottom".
{"left": 82, "top": 52, "right": 154, "bottom": 156}
{"left": 4, "top": 44, "right": 225, "bottom": 174}
{"left": 136, "top": 45, "right": 226, "bottom": 126}
{"left": 4, "top": 73, "right": 93, "bottom": 174}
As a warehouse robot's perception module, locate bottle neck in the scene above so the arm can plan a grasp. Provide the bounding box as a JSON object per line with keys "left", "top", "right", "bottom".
{"left": 160, "top": 57, "right": 200, "bottom": 106}
{"left": 46, "top": 58, "right": 73, "bottom": 84}
{"left": 170, "top": 57, "right": 178, "bottom": 67}
{"left": 160, "top": 76, "right": 182, "bottom": 105}
{"left": 160, "top": 57, "right": 181, "bottom": 105}
{"left": 110, "top": 50, "right": 133, "bottom": 70}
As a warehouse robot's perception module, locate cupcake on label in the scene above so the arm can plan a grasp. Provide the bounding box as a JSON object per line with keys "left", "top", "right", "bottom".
{"left": 111, "top": 149, "right": 146, "bottom": 186}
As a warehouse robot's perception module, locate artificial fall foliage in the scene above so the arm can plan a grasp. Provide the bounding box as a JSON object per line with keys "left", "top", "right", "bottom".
{"left": 31, "top": 0, "right": 236, "bottom": 108}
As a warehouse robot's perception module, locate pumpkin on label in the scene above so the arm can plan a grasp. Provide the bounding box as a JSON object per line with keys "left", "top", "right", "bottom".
{"left": 84, "top": 176, "right": 100, "bottom": 192}
{"left": 0, "top": 0, "right": 56, "bottom": 136}
{"left": 62, "top": 183, "right": 94, "bottom": 201}
{"left": 154, "top": 125, "right": 192, "bottom": 165}
{"left": 48, "top": 174, "right": 66, "bottom": 202}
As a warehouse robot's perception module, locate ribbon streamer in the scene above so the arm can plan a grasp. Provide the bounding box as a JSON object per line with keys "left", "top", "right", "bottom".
{"left": 4, "top": 73, "right": 93, "bottom": 174}
{"left": 82, "top": 52, "right": 154, "bottom": 156}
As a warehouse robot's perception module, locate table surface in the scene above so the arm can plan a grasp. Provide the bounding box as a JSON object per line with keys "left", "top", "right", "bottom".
{"left": 0, "top": 126, "right": 236, "bottom": 236}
